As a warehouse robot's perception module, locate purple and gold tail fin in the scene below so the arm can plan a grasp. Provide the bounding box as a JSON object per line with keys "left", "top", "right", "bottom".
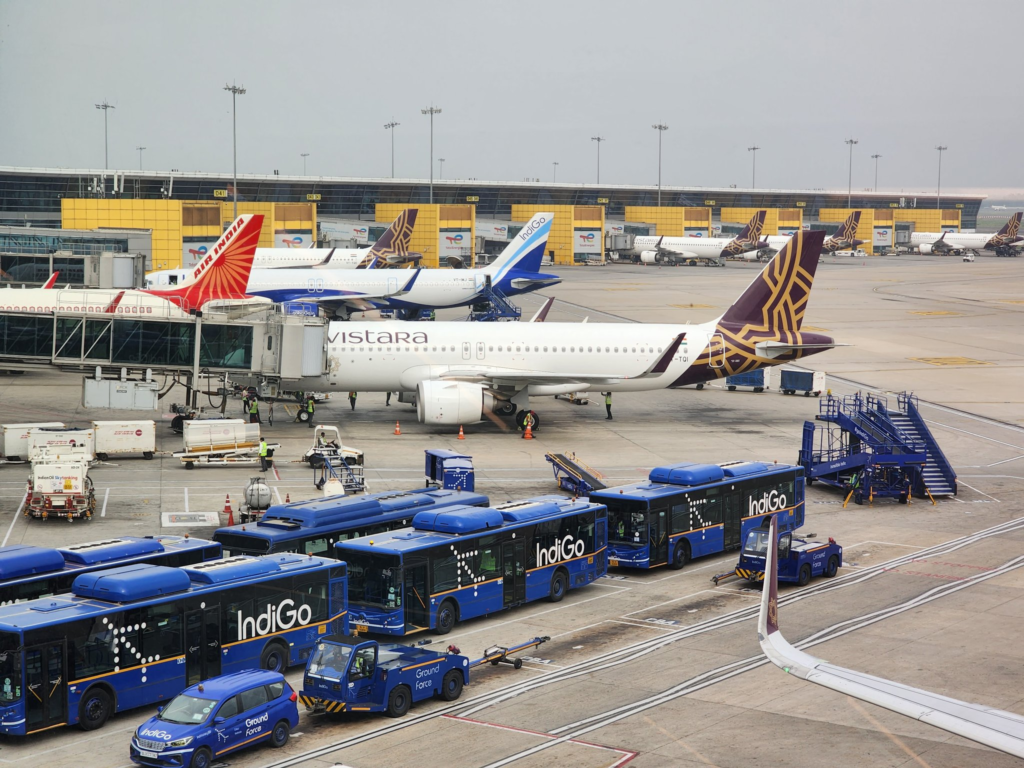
{"left": 995, "top": 212, "right": 1022, "bottom": 239}
{"left": 721, "top": 229, "right": 825, "bottom": 333}
{"left": 358, "top": 209, "right": 420, "bottom": 268}
{"left": 724, "top": 210, "right": 767, "bottom": 255}
{"left": 839, "top": 211, "right": 861, "bottom": 242}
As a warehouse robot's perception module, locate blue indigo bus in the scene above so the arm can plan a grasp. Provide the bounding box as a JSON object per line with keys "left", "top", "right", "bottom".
{"left": 0, "top": 554, "right": 346, "bottom": 735}
{"left": 336, "top": 495, "right": 607, "bottom": 636}
{"left": 213, "top": 488, "right": 489, "bottom": 558}
{"left": 591, "top": 461, "right": 804, "bottom": 570}
{"left": 0, "top": 536, "right": 221, "bottom": 606}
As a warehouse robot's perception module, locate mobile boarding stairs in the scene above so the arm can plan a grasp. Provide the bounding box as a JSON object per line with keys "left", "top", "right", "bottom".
{"left": 799, "top": 392, "right": 956, "bottom": 504}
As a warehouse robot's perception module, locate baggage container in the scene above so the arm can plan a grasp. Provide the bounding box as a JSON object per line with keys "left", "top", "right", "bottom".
{"left": 779, "top": 369, "right": 826, "bottom": 396}
{"left": 91, "top": 420, "right": 156, "bottom": 460}
{"left": 28, "top": 428, "right": 95, "bottom": 462}
{"left": 1, "top": 422, "right": 65, "bottom": 461}
{"left": 181, "top": 419, "right": 259, "bottom": 453}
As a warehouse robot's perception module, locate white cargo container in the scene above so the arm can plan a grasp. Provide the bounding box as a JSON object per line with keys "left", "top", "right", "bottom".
{"left": 1, "top": 422, "right": 65, "bottom": 462}
{"left": 91, "top": 420, "right": 156, "bottom": 460}
{"left": 182, "top": 419, "right": 260, "bottom": 453}
{"left": 28, "top": 428, "right": 95, "bottom": 463}
{"left": 26, "top": 458, "right": 95, "bottom": 519}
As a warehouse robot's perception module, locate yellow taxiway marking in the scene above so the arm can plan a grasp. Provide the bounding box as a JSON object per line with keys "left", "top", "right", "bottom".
{"left": 909, "top": 356, "right": 993, "bottom": 367}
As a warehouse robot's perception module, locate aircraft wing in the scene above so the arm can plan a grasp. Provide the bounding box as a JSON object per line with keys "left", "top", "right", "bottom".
{"left": 757, "top": 515, "right": 1024, "bottom": 760}
{"left": 281, "top": 270, "right": 422, "bottom": 316}
{"left": 655, "top": 244, "right": 700, "bottom": 259}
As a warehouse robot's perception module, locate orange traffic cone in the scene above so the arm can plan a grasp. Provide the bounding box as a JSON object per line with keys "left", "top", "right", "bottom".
{"left": 224, "top": 494, "right": 234, "bottom": 526}
{"left": 458, "top": 425, "right": 465, "bottom": 440}
{"left": 285, "top": 493, "right": 290, "bottom": 503}
{"left": 394, "top": 421, "right": 402, "bottom": 436}
{"left": 523, "top": 422, "right": 534, "bottom": 440}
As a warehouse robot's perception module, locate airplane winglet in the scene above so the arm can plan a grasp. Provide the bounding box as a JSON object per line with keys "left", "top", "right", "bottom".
{"left": 757, "top": 514, "right": 780, "bottom": 639}
{"left": 42, "top": 271, "right": 59, "bottom": 289}
{"left": 636, "top": 334, "right": 686, "bottom": 378}
{"left": 529, "top": 296, "right": 555, "bottom": 322}
{"left": 396, "top": 268, "right": 421, "bottom": 295}
{"left": 318, "top": 248, "right": 337, "bottom": 267}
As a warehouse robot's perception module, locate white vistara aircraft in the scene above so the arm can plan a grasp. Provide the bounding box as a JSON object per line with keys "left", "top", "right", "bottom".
{"left": 314, "top": 229, "right": 835, "bottom": 432}
{"left": 911, "top": 212, "right": 1022, "bottom": 257}
{"left": 757, "top": 513, "right": 1024, "bottom": 760}
{"left": 630, "top": 210, "right": 768, "bottom": 266}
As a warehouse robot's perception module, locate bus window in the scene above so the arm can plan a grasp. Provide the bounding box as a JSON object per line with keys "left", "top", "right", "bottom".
{"left": 305, "top": 537, "right": 331, "bottom": 557}
{"left": 141, "top": 603, "right": 181, "bottom": 660}
{"left": 347, "top": 551, "right": 402, "bottom": 609}
{"left": 606, "top": 501, "right": 646, "bottom": 545}
{"left": 704, "top": 488, "right": 722, "bottom": 524}
{"left": 432, "top": 554, "right": 459, "bottom": 593}
{"left": 671, "top": 501, "right": 691, "bottom": 533}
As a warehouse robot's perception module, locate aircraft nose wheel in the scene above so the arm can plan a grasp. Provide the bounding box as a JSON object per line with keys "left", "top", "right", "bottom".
{"left": 516, "top": 410, "right": 540, "bottom": 432}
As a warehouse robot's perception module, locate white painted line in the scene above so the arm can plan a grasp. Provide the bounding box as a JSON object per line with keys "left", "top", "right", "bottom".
{"left": 621, "top": 588, "right": 720, "bottom": 617}
{"left": 273, "top": 486, "right": 283, "bottom": 504}
{"left": 183, "top": 487, "right": 189, "bottom": 515}
{"left": 100, "top": 487, "right": 110, "bottom": 517}
{"left": 957, "top": 481, "right": 1000, "bottom": 503}
{"left": 1, "top": 493, "right": 26, "bottom": 548}
{"left": 986, "top": 454, "right": 1024, "bottom": 468}
{"left": 607, "top": 618, "right": 676, "bottom": 632}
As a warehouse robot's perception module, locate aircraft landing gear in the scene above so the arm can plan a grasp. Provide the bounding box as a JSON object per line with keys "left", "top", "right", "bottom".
{"left": 516, "top": 409, "right": 540, "bottom": 433}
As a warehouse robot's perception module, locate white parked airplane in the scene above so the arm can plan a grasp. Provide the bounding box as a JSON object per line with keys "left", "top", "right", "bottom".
{"left": 911, "top": 212, "right": 1022, "bottom": 256}
{"left": 630, "top": 211, "right": 768, "bottom": 266}
{"left": 764, "top": 211, "right": 866, "bottom": 257}
{"left": 0, "top": 215, "right": 265, "bottom": 317}
{"left": 145, "top": 210, "right": 421, "bottom": 288}
{"left": 244, "top": 212, "right": 557, "bottom": 319}
{"left": 314, "top": 229, "right": 834, "bottom": 431}
{"left": 757, "top": 513, "right": 1024, "bottom": 760}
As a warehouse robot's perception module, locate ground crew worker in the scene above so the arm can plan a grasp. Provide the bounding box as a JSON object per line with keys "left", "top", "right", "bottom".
{"left": 604, "top": 392, "right": 613, "bottom": 420}
{"left": 429, "top": 309, "right": 436, "bottom": 321}
{"left": 249, "top": 395, "right": 260, "bottom": 424}
{"left": 258, "top": 437, "right": 269, "bottom": 471}
{"left": 306, "top": 395, "right": 315, "bottom": 428}
{"left": 348, "top": 391, "right": 357, "bottom": 411}
{"left": 386, "top": 391, "right": 392, "bottom": 406}
{"left": 242, "top": 392, "right": 250, "bottom": 415}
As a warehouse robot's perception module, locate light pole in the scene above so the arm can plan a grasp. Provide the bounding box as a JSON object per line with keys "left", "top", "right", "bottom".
{"left": 747, "top": 145, "right": 760, "bottom": 189}
{"left": 935, "top": 145, "right": 948, "bottom": 210}
{"left": 652, "top": 124, "right": 668, "bottom": 206}
{"left": 223, "top": 83, "right": 246, "bottom": 219}
{"left": 844, "top": 138, "right": 858, "bottom": 208}
{"left": 136, "top": 146, "right": 146, "bottom": 171}
{"left": 552, "top": 161, "right": 559, "bottom": 182}
{"left": 384, "top": 120, "right": 399, "bottom": 178}
{"left": 421, "top": 105, "right": 442, "bottom": 204}
{"left": 591, "top": 136, "right": 605, "bottom": 184}
{"left": 871, "top": 154, "right": 881, "bottom": 192}
{"left": 95, "top": 101, "right": 115, "bottom": 170}
{"left": 438, "top": 158, "right": 445, "bottom": 179}
{"left": 301, "top": 153, "right": 309, "bottom": 175}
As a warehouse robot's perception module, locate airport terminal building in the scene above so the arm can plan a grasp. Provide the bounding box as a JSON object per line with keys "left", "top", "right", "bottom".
{"left": 0, "top": 166, "right": 986, "bottom": 272}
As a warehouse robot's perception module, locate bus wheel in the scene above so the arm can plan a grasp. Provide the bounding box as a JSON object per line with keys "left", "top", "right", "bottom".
{"left": 824, "top": 555, "right": 839, "bottom": 578}
{"left": 440, "top": 669, "right": 464, "bottom": 701}
{"left": 436, "top": 600, "right": 457, "bottom": 635}
{"left": 260, "top": 641, "right": 288, "bottom": 672}
{"left": 78, "top": 686, "right": 112, "bottom": 730}
{"left": 386, "top": 685, "right": 412, "bottom": 717}
{"left": 670, "top": 543, "right": 688, "bottom": 570}
{"left": 548, "top": 570, "right": 567, "bottom": 603}
{"left": 189, "top": 747, "right": 213, "bottom": 768}
{"left": 798, "top": 564, "right": 812, "bottom": 586}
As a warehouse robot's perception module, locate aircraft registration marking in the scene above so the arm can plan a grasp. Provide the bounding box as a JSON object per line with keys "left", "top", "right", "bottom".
{"left": 909, "top": 356, "right": 993, "bottom": 367}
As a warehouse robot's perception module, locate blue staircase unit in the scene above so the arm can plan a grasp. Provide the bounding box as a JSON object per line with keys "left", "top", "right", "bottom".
{"left": 799, "top": 392, "right": 956, "bottom": 504}
{"left": 468, "top": 285, "right": 521, "bottom": 322}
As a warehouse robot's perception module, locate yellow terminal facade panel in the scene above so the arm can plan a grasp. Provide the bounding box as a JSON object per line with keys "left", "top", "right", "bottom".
{"left": 375, "top": 204, "right": 476, "bottom": 269}
{"left": 623, "top": 207, "right": 711, "bottom": 237}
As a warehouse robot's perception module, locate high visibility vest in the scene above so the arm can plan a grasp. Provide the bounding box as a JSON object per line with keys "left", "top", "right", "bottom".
{"left": 307, "top": 400, "right": 315, "bottom": 412}
{"left": 258, "top": 442, "right": 268, "bottom": 457}
{"left": 249, "top": 400, "right": 259, "bottom": 414}
{"left": 605, "top": 394, "right": 612, "bottom": 405}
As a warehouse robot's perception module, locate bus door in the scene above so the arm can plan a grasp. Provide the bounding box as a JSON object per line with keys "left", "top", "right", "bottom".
{"left": 24, "top": 641, "right": 65, "bottom": 732}
{"left": 185, "top": 606, "right": 221, "bottom": 686}
{"left": 649, "top": 505, "right": 669, "bottom": 566}
{"left": 596, "top": 518, "right": 607, "bottom": 569}
{"left": 403, "top": 560, "right": 430, "bottom": 632}
{"left": 723, "top": 493, "right": 742, "bottom": 549}
{"left": 502, "top": 542, "right": 526, "bottom": 606}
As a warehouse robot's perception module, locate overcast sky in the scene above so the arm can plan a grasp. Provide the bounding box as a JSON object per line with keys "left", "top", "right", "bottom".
{"left": 1, "top": 0, "right": 1020, "bottom": 195}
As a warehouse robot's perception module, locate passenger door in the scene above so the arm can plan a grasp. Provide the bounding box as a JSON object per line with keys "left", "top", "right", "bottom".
{"left": 212, "top": 694, "right": 244, "bottom": 749}
{"left": 649, "top": 504, "right": 669, "bottom": 566}
{"left": 347, "top": 644, "right": 378, "bottom": 702}
{"left": 723, "top": 492, "right": 742, "bottom": 549}
{"left": 404, "top": 562, "right": 430, "bottom": 632}
{"left": 502, "top": 542, "right": 526, "bottom": 606}
{"left": 185, "top": 606, "right": 222, "bottom": 686}
{"left": 24, "top": 642, "right": 65, "bottom": 733}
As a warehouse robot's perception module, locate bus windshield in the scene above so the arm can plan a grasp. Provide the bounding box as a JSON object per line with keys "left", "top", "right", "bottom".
{"left": 743, "top": 529, "right": 770, "bottom": 555}
{"left": 0, "top": 633, "right": 20, "bottom": 703}
{"left": 606, "top": 500, "right": 648, "bottom": 545}
{"left": 346, "top": 551, "right": 403, "bottom": 609}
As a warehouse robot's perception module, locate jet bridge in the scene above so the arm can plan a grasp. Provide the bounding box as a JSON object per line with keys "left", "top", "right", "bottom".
{"left": 0, "top": 304, "right": 330, "bottom": 406}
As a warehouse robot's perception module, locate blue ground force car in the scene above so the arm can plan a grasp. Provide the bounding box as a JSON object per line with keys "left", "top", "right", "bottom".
{"left": 130, "top": 670, "right": 298, "bottom": 768}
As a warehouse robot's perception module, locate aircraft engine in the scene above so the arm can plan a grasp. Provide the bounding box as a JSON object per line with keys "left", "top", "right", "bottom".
{"left": 640, "top": 250, "right": 661, "bottom": 264}
{"left": 918, "top": 244, "right": 935, "bottom": 254}
{"left": 416, "top": 380, "right": 495, "bottom": 425}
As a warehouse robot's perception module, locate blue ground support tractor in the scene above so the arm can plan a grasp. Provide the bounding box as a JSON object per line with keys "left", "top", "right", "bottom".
{"left": 299, "top": 635, "right": 547, "bottom": 717}
{"left": 713, "top": 518, "right": 842, "bottom": 587}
